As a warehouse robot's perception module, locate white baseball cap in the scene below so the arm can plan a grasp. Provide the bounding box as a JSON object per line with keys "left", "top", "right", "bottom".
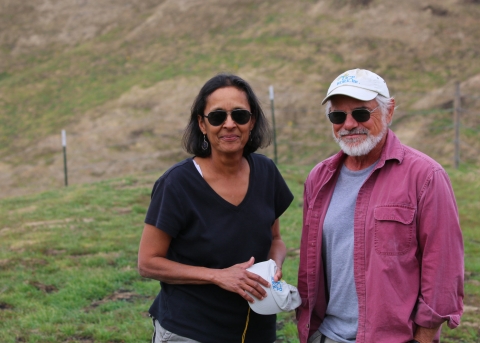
{"left": 245, "top": 259, "right": 302, "bottom": 315}
{"left": 321, "top": 68, "right": 390, "bottom": 105}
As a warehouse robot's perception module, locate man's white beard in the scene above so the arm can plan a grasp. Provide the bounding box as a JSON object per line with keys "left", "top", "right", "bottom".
{"left": 333, "top": 116, "right": 387, "bottom": 157}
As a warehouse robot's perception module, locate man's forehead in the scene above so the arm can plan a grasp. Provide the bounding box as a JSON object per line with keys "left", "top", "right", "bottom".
{"left": 330, "top": 95, "right": 376, "bottom": 108}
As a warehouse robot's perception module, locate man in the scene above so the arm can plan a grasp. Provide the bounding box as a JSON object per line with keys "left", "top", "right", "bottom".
{"left": 296, "top": 69, "right": 464, "bottom": 343}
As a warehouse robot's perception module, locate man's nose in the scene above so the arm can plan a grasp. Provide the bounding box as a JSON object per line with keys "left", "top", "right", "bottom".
{"left": 342, "top": 113, "right": 359, "bottom": 130}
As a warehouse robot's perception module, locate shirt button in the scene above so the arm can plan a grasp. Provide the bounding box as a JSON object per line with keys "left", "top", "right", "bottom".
{"left": 307, "top": 324, "right": 310, "bottom": 328}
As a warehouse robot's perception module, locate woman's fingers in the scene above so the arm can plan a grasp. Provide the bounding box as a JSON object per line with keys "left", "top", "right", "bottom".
{"left": 273, "top": 268, "right": 282, "bottom": 282}
{"left": 247, "top": 270, "right": 270, "bottom": 287}
{"left": 243, "top": 281, "right": 267, "bottom": 302}
{"left": 215, "top": 258, "right": 275, "bottom": 303}
{"left": 242, "top": 271, "right": 273, "bottom": 302}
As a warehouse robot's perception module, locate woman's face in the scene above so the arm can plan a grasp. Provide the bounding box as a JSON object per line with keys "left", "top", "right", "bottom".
{"left": 198, "top": 86, "right": 255, "bottom": 157}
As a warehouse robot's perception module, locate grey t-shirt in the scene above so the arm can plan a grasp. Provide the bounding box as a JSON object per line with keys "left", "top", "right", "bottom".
{"left": 319, "top": 162, "right": 376, "bottom": 343}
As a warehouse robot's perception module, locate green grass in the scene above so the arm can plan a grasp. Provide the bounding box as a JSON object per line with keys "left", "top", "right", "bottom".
{"left": 0, "top": 176, "right": 155, "bottom": 342}
{"left": 440, "top": 166, "right": 480, "bottom": 343}
{"left": 0, "top": 165, "right": 479, "bottom": 342}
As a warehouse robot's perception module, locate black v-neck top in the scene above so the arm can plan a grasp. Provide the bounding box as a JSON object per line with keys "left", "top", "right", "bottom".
{"left": 145, "top": 153, "right": 294, "bottom": 343}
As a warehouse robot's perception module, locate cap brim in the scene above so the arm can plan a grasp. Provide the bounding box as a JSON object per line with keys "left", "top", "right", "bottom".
{"left": 248, "top": 296, "right": 282, "bottom": 315}
{"left": 321, "top": 86, "right": 378, "bottom": 105}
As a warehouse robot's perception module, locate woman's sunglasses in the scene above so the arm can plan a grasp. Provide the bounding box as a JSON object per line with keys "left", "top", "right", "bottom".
{"left": 203, "top": 109, "right": 252, "bottom": 126}
{"left": 327, "top": 106, "right": 379, "bottom": 124}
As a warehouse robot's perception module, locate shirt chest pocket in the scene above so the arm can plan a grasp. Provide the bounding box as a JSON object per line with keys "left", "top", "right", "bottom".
{"left": 374, "top": 206, "right": 416, "bottom": 256}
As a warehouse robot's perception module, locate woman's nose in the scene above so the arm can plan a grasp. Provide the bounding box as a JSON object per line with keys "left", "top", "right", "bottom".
{"left": 223, "top": 113, "right": 236, "bottom": 127}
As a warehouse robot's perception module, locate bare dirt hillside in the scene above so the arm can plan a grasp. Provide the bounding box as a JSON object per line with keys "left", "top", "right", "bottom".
{"left": 1, "top": 0, "right": 480, "bottom": 198}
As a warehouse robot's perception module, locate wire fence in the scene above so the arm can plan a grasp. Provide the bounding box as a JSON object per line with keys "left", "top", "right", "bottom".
{"left": 52, "top": 84, "right": 479, "bottom": 190}
{"left": 259, "top": 85, "right": 480, "bottom": 169}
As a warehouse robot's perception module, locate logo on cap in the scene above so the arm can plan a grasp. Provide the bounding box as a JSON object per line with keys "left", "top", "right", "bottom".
{"left": 271, "top": 277, "right": 283, "bottom": 292}
{"left": 336, "top": 72, "right": 359, "bottom": 86}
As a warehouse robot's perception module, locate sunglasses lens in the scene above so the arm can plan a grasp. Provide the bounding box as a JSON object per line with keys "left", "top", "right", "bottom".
{"left": 328, "top": 109, "right": 372, "bottom": 124}
{"left": 328, "top": 111, "right": 347, "bottom": 124}
{"left": 206, "top": 111, "right": 227, "bottom": 126}
{"left": 205, "top": 110, "right": 251, "bottom": 126}
{"left": 231, "top": 109, "right": 251, "bottom": 125}
{"left": 351, "top": 109, "right": 371, "bottom": 122}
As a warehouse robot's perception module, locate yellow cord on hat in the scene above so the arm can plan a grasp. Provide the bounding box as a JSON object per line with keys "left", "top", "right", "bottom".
{"left": 241, "top": 307, "right": 251, "bottom": 343}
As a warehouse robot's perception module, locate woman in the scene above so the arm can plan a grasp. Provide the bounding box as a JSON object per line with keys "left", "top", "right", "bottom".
{"left": 138, "top": 73, "right": 294, "bottom": 343}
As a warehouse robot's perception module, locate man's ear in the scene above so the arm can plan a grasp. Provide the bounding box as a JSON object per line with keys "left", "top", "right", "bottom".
{"left": 386, "top": 98, "right": 396, "bottom": 125}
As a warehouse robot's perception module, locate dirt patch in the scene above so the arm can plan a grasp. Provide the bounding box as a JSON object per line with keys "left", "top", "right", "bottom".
{"left": 422, "top": 5, "right": 449, "bottom": 16}
{"left": 63, "top": 336, "right": 94, "bottom": 343}
{"left": 85, "top": 289, "right": 147, "bottom": 312}
{"left": 24, "top": 218, "right": 94, "bottom": 228}
{"left": 29, "top": 281, "right": 58, "bottom": 293}
{"left": 8, "top": 205, "right": 37, "bottom": 215}
{"left": 0, "top": 302, "right": 14, "bottom": 310}
{"left": 0, "top": 257, "right": 49, "bottom": 270}
{"left": 114, "top": 207, "right": 132, "bottom": 214}
{"left": 460, "top": 301, "right": 480, "bottom": 330}
{"left": 0, "top": 259, "right": 10, "bottom": 269}
{"left": 43, "top": 249, "right": 67, "bottom": 256}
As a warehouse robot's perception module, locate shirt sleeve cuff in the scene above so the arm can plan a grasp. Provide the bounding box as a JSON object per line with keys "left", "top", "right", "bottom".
{"left": 414, "top": 298, "right": 461, "bottom": 329}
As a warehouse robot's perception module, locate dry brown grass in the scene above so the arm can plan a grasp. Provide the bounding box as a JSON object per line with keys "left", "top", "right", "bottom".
{"left": 1, "top": 0, "right": 480, "bottom": 198}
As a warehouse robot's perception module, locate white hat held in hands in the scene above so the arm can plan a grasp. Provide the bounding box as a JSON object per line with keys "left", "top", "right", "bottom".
{"left": 245, "top": 259, "right": 302, "bottom": 315}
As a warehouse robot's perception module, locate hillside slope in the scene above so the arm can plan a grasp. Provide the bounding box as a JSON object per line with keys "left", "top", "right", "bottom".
{"left": 1, "top": 0, "right": 480, "bottom": 198}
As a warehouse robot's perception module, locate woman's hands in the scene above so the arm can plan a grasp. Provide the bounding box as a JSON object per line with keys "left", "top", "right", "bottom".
{"left": 212, "top": 257, "right": 270, "bottom": 303}
{"left": 139, "top": 224, "right": 282, "bottom": 303}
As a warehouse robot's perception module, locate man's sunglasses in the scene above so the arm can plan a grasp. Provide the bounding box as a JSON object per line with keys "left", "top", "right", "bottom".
{"left": 327, "top": 106, "right": 379, "bottom": 124}
{"left": 203, "top": 109, "right": 252, "bottom": 126}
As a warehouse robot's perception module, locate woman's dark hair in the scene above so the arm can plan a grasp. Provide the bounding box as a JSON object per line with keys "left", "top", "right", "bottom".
{"left": 183, "top": 73, "right": 271, "bottom": 157}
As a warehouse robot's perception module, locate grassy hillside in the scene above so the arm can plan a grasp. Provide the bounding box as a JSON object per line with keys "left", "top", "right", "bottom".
{"left": 1, "top": 0, "right": 480, "bottom": 198}
{"left": 0, "top": 164, "right": 479, "bottom": 342}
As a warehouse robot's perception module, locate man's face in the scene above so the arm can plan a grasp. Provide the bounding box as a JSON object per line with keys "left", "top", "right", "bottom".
{"left": 329, "top": 95, "right": 390, "bottom": 157}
